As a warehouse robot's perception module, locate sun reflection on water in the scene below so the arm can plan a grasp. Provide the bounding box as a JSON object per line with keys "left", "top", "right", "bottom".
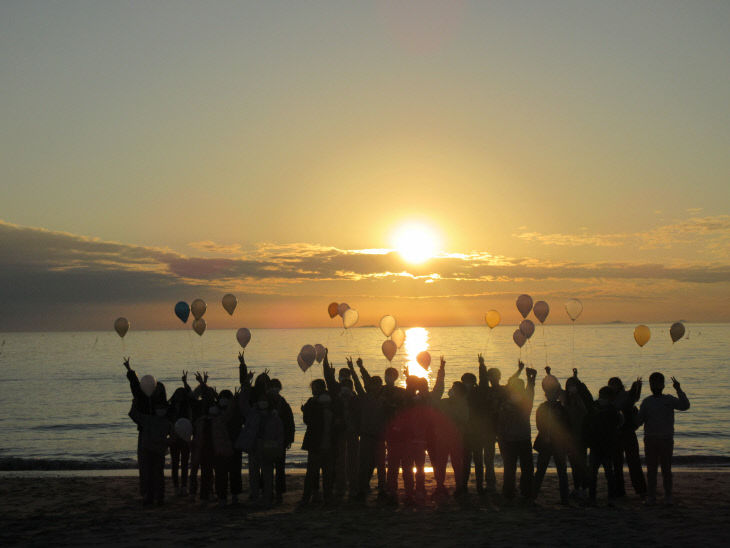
{"left": 403, "top": 327, "right": 431, "bottom": 383}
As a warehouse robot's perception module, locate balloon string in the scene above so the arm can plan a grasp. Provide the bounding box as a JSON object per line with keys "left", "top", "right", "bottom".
{"left": 542, "top": 325, "right": 548, "bottom": 367}
{"left": 570, "top": 321, "right": 575, "bottom": 369}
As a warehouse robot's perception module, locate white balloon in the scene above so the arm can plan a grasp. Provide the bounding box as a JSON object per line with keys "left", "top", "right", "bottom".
{"left": 391, "top": 328, "right": 406, "bottom": 349}
{"left": 139, "top": 375, "right": 157, "bottom": 397}
{"left": 343, "top": 308, "right": 359, "bottom": 329}
{"left": 565, "top": 298, "right": 583, "bottom": 321}
{"left": 379, "top": 315, "right": 397, "bottom": 337}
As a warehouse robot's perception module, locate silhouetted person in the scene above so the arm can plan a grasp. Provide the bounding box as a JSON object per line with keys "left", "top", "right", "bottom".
{"left": 532, "top": 381, "right": 570, "bottom": 504}
{"left": 334, "top": 376, "right": 359, "bottom": 500}
{"left": 608, "top": 376, "right": 647, "bottom": 499}
{"left": 498, "top": 364, "right": 536, "bottom": 503}
{"left": 300, "top": 377, "right": 337, "bottom": 505}
{"left": 563, "top": 369, "right": 592, "bottom": 498}
{"left": 168, "top": 372, "right": 193, "bottom": 496}
{"left": 586, "top": 386, "right": 621, "bottom": 504}
{"left": 637, "top": 372, "right": 690, "bottom": 506}
{"left": 212, "top": 388, "right": 242, "bottom": 507}
{"left": 479, "top": 357, "right": 524, "bottom": 494}
{"left": 269, "top": 378, "right": 295, "bottom": 504}
{"left": 383, "top": 366, "right": 407, "bottom": 504}
{"left": 461, "top": 371, "right": 485, "bottom": 495}
{"left": 122, "top": 357, "right": 167, "bottom": 497}
{"left": 432, "top": 380, "right": 467, "bottom": 500}
{"left": 129, "top": 399, "right": 171, "bottom": 506}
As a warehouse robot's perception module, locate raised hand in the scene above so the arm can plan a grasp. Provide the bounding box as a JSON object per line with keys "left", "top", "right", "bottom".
{"left": 518, "top": 360, "right": 525, "bottom": 371}
{"left": 356, "top": 357, "right": 363, "bottom": 369}
{"left": 203, "top": 371, "right": 209, "bottom": 384}
{"left": 545, "top": 366, "right": 551, "bottom": 376}
{"left": 234, "top": 386, "right": 241, "bottom": 397}
{"left": 323, "top": 348, "right": 329, "bottom": 367}
{"left": 573, "top": 368, "right": 578, "bottom": 378}
{"left": 194, "top": 371, "right": 204, "bottom": 385}
{"left": 478, "top": 353, "right": 485, "bottom": 367}
{"left": 346, "top": 356, "right": 354, "bottom": 368}
{"left": 123, "top": 357, "right": 131, "bottom": 371}
{"left": 182, "top": 370, "right": 188, "bottom": 384}
{"left": 247, "top": 370, "right": 255, "bottom": 384}
{"left": 238, "top": 351, "right": 245, "bottom": 365}
{"left": 440, "top": 356, "right": 446, "bottom": 369}
{"left": 671, "top": 376, "right": 681, "bottom": 390}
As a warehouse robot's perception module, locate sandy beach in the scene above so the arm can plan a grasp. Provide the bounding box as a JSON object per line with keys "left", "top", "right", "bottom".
{"left": 2, "top": 470, "right": 729, "bottom": 547}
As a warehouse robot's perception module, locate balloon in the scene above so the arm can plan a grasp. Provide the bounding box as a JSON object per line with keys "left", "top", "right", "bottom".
{"left": 174, "top": 418, "right": 193, "bottom": 442}
{"left": 542, "top": 374, "right": 560, "bottom": 394}
{"left": 379, "top": 315, "right": 397, "bottom": 337}
{"left": 382, "top": 340, "right": 397, "bottom": 362}
{"left": 634, "top": 325, "right": 651, "bottom": 347}
{"left": 300, "top": 345, "right": 316, "bottom": 368}
{"left": 391, "top": 328, "right": 406, "bottom": 348}
{"left": 565, "top": 298, "right": 583, "bottom": 322}
{"left": 114, "top": 317, "right": 129, "bottom": 338}
{"left": 139, "top": 374, "right": 156, "bottom": 397}
{"left": 327, "top": 302, "right": 339, "bottom": 319}
{"left": 416, "top": 351, "right": 431, "bottom": 369}
{"left": 343, "top": 308, "right": 359, "bottom": 329}
{"left": 314, "top": 343, "right": 326, "bottom": 363}
{"left": 513, "top": 329, "right": 526, "bottom": 348}
{"left": 192, "top": 318, "right": 206, "bottom": 336}
{"left": 222, "top": 294, "right": 237, "bottom": 315}
{"left": 191, "top": 299, "right": 207, "bottom": 320}
{"left": 174, "top": 302, "right": 190, "bottom": 323}
{"left": 516, "top": 294, "right": 533, "bottom": 319}
{"left": 236, "top": 328, "right": 251, "bottom": 348}
{"left": 670, "top": 322, "right": 685, "bottom": 343}
{"left": 337, "top": 302, "right": 350, "bottom": 317}
{"left": 297, "top": 353, "right": 311, "bottom": 372}
{"left": 533, "top": 301, "right": 550, "bottom": 324}
{"left": 485, "top": 310, "right": 501, "bottom": 329}
{"left": 519, "top": 319, "right": 535, "bottom": 339}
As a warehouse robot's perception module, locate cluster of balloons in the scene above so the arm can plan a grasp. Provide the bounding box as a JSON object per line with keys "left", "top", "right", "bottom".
{"left": 511, "top": 294, "right": 551, "bottom": 349}
{"left": 379, "top": 315, "right": 406, "bottom": 362}
{"left": 297, "top": 343, "right": 326, "bottom": 372}
{"left": 633, "top": 321, "right": 686, "bottom": 348}
{"left": 172, "top": 294, "right": 240, "bottom": 337}
{"left": 328, "top": 302, "right": 359, "bottom": 329}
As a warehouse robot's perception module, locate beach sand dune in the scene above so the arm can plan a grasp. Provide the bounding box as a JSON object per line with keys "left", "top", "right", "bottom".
{"left": 1, "top": 470, "right": 729, "bottom": 546}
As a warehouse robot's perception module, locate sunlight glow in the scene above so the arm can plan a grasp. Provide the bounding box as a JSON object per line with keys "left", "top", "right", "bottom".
{"left": 392, "top": 223, "right": 440, "bottom": 264}
{"left": 404, "top": 327, "right": 430, "bottom": 380}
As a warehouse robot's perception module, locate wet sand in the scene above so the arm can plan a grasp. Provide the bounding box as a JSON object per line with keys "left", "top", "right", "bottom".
{"left": 1, "top": 470, "right": 729, "bottom": 547}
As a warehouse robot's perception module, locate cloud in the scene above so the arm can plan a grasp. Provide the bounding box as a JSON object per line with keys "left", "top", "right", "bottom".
{"left": 514, "top": 215, "right": 730, "bottom": 251}
{"left": 188, "top": 241, "right": 242, "bottom": 254}
{"left": 1, "top": 220, "right": 729, "bottom": 322}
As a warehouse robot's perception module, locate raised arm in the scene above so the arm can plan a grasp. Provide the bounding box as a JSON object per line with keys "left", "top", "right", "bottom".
{"left": 358, "top": 358, "right": 372, "bottom": 386}
{"left": 525, "top": 367, "right": 537, "bottom": 414}
{"left": 238, "top": 352, "right": 253, "bottom": 387}
{"left": 509, "top": 360, "right": 525, "bottom": 382}
{"left": 671, "top": 377, "right": 690, "bottom": 410}
{"left": 348, "top": 357, "right": 366, "bottom": 397}
{"left": 478, "top": 354, "right": 488, "bottom": 387}
{"left": 123, "top": 357, "right": 144, "bottom": 400}
{"left": 628, "top": 377, "right": 642, "bottom": 404}
{"left": 322, "top": 349, "right": 340, "bottom": 395}
{"left": 431, "top": 356, "right": 446, "bottom": 400}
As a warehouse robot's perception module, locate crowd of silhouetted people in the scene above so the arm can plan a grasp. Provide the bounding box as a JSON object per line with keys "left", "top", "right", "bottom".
{"left": 123, "top": 349, "right": 689, "bottom": 509}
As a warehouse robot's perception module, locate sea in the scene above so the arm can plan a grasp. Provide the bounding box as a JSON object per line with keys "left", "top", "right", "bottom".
{"left": 0, "top": 324, "right": 728, "bottom": 471}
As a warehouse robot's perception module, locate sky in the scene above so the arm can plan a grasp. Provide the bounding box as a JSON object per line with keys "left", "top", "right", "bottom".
{"left": 1, "top": 1, "right": 729, "bottom": 330}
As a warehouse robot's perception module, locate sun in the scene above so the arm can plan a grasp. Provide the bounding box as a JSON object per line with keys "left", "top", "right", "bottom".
{"left": 392, "top": 222, "right": 440, "bottom": 264}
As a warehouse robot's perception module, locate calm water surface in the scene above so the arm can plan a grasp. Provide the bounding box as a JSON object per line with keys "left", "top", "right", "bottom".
{"left": 0, "top": 324, "right": 727, "bottom": 467}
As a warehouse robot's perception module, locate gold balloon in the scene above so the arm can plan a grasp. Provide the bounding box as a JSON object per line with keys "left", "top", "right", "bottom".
{"left": 382, "top": 340, "right": 397, "bottom": 362}
{"left": 485, "top": 309, "right": 501, "bottom": 329}
{"left": 634, "top": 324, "right": 651, "bottom": 347}
{"left": 379, "top": 315, "right": 397, "bottom": 337}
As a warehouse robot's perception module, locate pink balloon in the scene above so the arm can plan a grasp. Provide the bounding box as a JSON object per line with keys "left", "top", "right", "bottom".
{"left": 297, "top": 353, "right": 311, "bottom": 372}
{"left": 337, "top": 302, "right": 350, "bottom": 317}
{"left": 513, "top": 329, "right": 526, "bottom": 348}
{"left": 314, "top": 343, "right": 326, "bottom": 363}
{"left": 516, "top": 294, "right": 533, "bottom": 319}
{"left": 519, "top": 319, "right": 535, "bottom": 339}
{"left": 533, "top": 301, "right": 549, "bottom": 324}
{"left": 300, "top": 345, "right": 316, "bottom": 368}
